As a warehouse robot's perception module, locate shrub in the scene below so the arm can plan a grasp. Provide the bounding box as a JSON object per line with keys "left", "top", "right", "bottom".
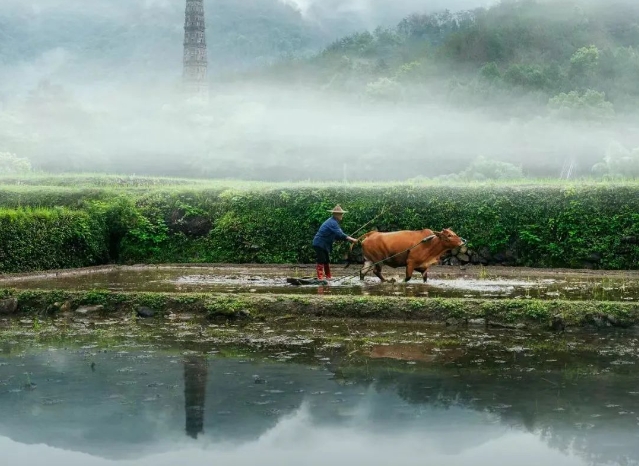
{"left": 1, "top": 183, "right": 639, "bottom": 271}
{"left": 0, "top": 207, "right": 109, "bottom": 272}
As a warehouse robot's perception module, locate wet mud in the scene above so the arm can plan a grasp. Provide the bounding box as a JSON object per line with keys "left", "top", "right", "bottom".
{"left": 2, "top": 264, "right": 639, "bottom": 302}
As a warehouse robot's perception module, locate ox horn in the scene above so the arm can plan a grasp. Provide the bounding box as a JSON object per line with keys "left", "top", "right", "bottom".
{"left": 421, "top": 234, "right": 436, "bottom": 243}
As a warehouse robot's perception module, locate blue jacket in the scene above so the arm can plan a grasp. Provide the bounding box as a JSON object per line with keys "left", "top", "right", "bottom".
{"left": 313, "top": 217, "right": 347, "bottom": 252}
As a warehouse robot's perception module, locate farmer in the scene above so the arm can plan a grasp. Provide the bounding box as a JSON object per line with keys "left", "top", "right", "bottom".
{"left": 313, "top": 205, "right": 358, "bottom": 280}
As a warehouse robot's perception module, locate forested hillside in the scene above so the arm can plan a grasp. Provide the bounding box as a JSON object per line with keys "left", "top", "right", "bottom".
{"left": 261, "top": 0, "right": 639, "bottom": 115}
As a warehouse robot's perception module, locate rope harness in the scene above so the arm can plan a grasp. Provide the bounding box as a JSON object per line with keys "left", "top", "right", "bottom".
{"left": 346, "top": 206, "right": 388, "bottom": 239}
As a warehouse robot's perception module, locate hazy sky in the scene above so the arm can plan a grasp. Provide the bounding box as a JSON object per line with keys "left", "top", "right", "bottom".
{"left": 1, "top": 0, "right": 637, "bottom": 180}
{"left": 286, "top": 0, "right": 496, "bottom": 15}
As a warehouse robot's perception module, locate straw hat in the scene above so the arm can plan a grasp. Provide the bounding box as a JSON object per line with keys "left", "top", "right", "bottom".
{"left": 328, "top": 205, "right": 348, "bottom": 214}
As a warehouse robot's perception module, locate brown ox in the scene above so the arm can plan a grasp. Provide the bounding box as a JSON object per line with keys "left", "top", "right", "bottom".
{"left": 359, "top": 228, "right": 465, "bottom": 283}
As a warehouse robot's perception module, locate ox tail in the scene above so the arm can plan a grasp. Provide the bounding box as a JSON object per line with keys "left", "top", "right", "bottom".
{"left": 344, "top": 230, "right": 377, "bottom": 269}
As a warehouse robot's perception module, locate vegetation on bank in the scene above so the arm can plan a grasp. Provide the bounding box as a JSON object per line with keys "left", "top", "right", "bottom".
{"left": 1, "top": 178, "right": 639, "bottom": 272}
{"left": 2, "top": 288, "right": 638, "bottom": 330}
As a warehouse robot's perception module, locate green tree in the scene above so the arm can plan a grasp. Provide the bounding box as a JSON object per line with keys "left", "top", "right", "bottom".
{"left": 548, "top": 89, "right": 614, "bottom": 121}
{"left": 503, "top": 64, "right": 547, "bottom": 89}
{"left": 480, "top": 62, "right": 501, "bottom": 81}
{"left": 0, "top": 152, "right": 31, "bottom": 175}
{"left": 365, "top": 77, "right": 402, "bottom": 102}
{"left": 431, "top": 156, "right": 524, "bottom": 182}
{"left": 592, "top": 142, "right": 639, "bottom": 179}
{"left": 570, "top": 45, "right": 600, "bottom": 77}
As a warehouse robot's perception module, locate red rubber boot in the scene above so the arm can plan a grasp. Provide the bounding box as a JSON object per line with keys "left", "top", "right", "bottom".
{"left": 324, "top": 263, "right": 332, "bottom": 280}
{"left": 316, "top": 264, "right": 324, "bottom": 280}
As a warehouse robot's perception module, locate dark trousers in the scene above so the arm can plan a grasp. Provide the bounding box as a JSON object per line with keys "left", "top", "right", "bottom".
{"left": 313, "top": 246, "right": 331, "bottom": 278}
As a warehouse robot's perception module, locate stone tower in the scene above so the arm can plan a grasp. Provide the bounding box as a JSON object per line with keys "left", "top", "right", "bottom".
{"left": 183, "top": 0, "right": 208, "bottom": 99}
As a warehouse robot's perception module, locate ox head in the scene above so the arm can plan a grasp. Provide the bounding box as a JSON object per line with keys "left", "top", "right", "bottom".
{"left": 435, "top": 228, "right": 465, "bottom": 249}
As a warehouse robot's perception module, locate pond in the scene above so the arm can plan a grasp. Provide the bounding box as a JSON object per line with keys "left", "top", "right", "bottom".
{"left": 1, "top": 319, "right": 639, "bottom": 466}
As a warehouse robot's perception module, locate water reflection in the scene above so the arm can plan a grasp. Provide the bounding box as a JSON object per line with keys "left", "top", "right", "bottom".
{"left": 0, "top": 340, "right": 638, "bottom": 465}
{"left": 184, "top": 356, "right": 207, "bottom": 439}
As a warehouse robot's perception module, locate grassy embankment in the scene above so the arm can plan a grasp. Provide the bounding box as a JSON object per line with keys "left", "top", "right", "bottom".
{"left": 1, "top": 175, "right": 639, "bottom": 329}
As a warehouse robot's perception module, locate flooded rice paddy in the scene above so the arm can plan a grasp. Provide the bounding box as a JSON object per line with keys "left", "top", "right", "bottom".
{"left": 2, "top": 317, "right": 639, "bottom": 466}
{"left": 2, "top": 265, "right": 639, "bottom": 301}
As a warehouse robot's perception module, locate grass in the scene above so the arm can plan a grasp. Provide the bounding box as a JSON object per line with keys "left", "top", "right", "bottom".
{"left": 2, "top": 288, "right": 639, "bottom": 330}
{"left": 3, "top": 173, "right": 639, "bottom": 191}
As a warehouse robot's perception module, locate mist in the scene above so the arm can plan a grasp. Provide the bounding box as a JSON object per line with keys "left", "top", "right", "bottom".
{"left": 1, "top": 0, "right": 638, "bottom": 181}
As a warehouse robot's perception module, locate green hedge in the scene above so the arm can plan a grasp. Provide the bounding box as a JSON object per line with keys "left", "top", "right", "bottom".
{"left": 2, "top": 184, "right": 639, "bottom": 272}
{"left": 118, "top": 185, "right": 639, "bottom": 269}
{"left": 0, "top": 207, "right": 109, "bottom": 272}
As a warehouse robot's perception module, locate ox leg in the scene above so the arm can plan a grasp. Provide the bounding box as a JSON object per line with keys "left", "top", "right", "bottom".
{"left": 373, "top": 264, "right": 386, "bottom": 282}
{"left": 360, "top": 260, "right": 374, "bottom": 281}
{"left": 404, "top": 263, "right": 415, "bottom": 283}
{"left": 422, "top": 269, "right": 428, "bottom": 283}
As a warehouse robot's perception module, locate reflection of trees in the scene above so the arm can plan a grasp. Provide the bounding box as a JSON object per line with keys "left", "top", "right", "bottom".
{"left": 184, "top": 355, "right": 208, "bottom": 439}
{"left": 336, "top": 362, "right": 639, "bottom": 466}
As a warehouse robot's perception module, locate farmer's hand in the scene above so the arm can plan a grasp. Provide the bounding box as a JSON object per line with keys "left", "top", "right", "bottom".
{"left": 347, "top": 237, "right": 358, "bottom": 244}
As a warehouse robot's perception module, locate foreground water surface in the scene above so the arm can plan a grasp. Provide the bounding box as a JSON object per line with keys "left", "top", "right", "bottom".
{"left": 1, "top": 321, "right": 639, "bottom": 466}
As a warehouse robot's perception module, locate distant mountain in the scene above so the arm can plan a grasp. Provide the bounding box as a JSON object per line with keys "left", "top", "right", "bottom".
{"left": 0, "top": 0, "right": 493, "bottom": 93}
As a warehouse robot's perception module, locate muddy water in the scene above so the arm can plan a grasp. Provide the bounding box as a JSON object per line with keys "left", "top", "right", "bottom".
{"left": 1, "top": 265, "right": 639, "bottom": 301}
{"left": 2, "top": 320, "right": 639, "bottom": 466}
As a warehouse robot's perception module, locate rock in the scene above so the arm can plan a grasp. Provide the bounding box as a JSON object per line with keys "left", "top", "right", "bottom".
{"left": 0, "top": 298, "right": 18, "bottom": 315}
{"left": 590, "top": 314, "right": 610, "bottom": 328}
{"left": 550, "top": 314, "right": 566, "bottom": 332}
{"left": 137, "top": 306, "right": 155, "bottom": 318}
{"left": 59, "top": 301, "right": 72, "bottom": 313}
{"left": 238, "top": 309, "right": 251, "bottom": 318}
{"left": 503, "top": 247, "right": 519, "bottom": 265}
{"left": 581, "top": 253, "right": 602, "bottom": 269}
{"left": 475, "top": 254, "right": 489, "bottom": 265}
{"left": 457, "top": 253, "right": 470, "bottom": 263}
{"left": 468, "top": 318, "right": 486, "bottom": 327}
{"left": 489, "top": 321, "right": 527, "bottom": 330}
{"left": 75, "top": 305, "right": 104, "bottom": 315}
{"left": 451, "top": 247, "right": 461, "bottom": 256}
{"left": 479, "top": 247, "right": 492, "bottom": 259}
{"left": 168, "top": 210, "right": 212, "bottom": 238}
{"left": 605, "top": 314, "right": 620, "bottom": 327}
{"left": 468, "top": 251, "right": 488, "bottom": 265}
{"left": 46, "top": 301, "right": 72, "bottom": 315}
{"left": 460, "top": 245, "right": 468, "bottom": 254}
{"left": 253, "top": 375, "right": 266, "bottom": 384}
{"left": 449, "top": 257, "right": 461, "bottom": 266}
{"left": 445, "top": 318, "right": 461, "bottom": 327}
{"left": 493, "top": 252, "right": 506, "bottom": 263}
{"left": 583, "top": 252, "right": 602, "bottom": 269}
